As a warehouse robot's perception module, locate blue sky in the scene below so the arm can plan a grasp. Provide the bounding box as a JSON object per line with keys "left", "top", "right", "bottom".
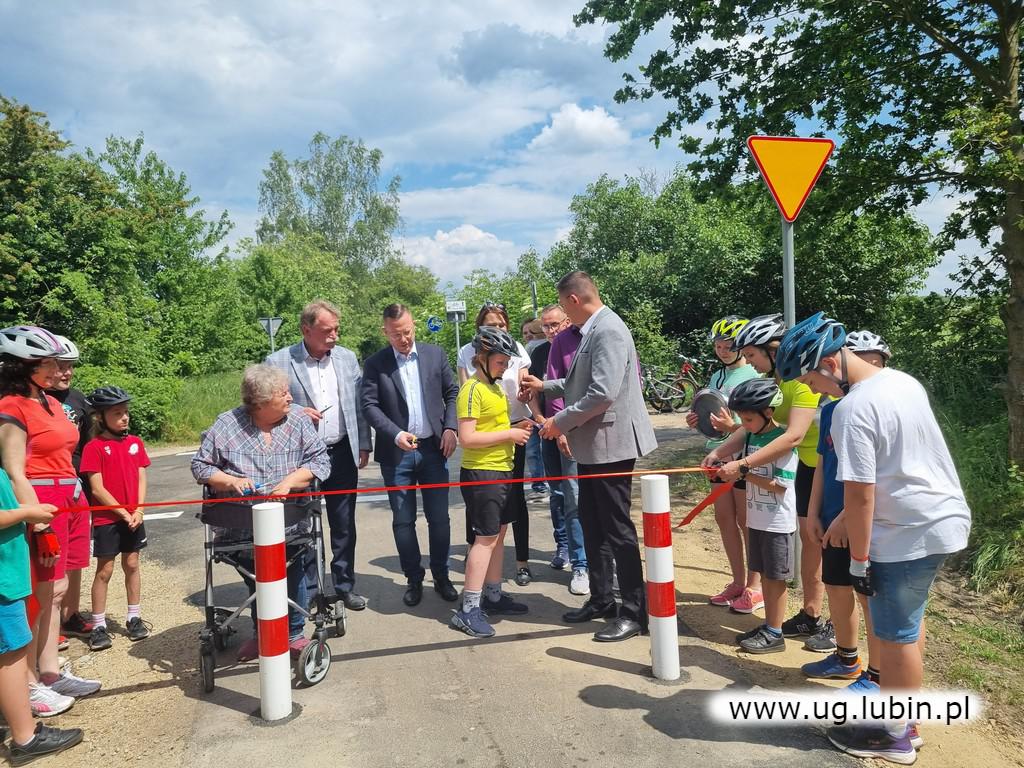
{"left": 1, "top": 1, "right": 964, "bottom": 292}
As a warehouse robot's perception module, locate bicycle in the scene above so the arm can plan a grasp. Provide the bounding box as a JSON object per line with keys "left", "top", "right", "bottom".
{"left": 640, "top": 358, "right": 701, "bottom": 413}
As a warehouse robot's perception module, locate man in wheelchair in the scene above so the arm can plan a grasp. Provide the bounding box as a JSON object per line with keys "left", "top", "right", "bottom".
{"left": 191, "top": 364, "right": 330, "bottom": 662}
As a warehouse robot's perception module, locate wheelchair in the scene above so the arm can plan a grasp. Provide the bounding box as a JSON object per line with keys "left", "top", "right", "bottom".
{"left": 197, "top": 482, "right": 346, "bottom": 692}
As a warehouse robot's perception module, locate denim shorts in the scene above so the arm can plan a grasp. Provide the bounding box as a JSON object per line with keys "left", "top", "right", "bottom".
{"left": 868, "top": 554, "right": 946, "bottom": 644}
{"left": 0, "top": 598, "right": 32, "bottom": 655}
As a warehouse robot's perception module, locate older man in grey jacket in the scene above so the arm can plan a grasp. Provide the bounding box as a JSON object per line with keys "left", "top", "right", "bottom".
{"left": 266, "top": 299, "right": 372, "bottom": 611}
{"left": 521, "top": 271, "right": 657, "bottom": 642}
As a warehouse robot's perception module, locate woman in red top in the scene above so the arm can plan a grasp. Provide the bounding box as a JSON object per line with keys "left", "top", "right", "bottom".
{"left": 0, "top": 326, "right": 101, "bottom": 711}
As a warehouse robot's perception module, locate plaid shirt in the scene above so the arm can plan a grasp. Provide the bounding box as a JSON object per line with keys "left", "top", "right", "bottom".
{"left": 191, "top": 405, "right": 330, "bottom": 494}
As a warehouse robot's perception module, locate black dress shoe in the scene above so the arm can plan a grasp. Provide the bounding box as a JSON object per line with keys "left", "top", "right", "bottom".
{"left": 562, "top": 600, "right": 617, "bottom": 623}
{"left": 594, "top": 617, "right": 645, "bottom": 642}
{"left": 433, "top": 578, "right": 459, "bottom": 602}
{"left": 340, "top": 591, "right": 368, "bottom": 610}
{"left": 403, "top": 582, "right": 423, "bottom": 607}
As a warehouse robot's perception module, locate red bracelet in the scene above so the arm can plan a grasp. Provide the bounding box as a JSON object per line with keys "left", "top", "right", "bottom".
{"left": 851, "top": 553, "right": 870, "bottom": 562}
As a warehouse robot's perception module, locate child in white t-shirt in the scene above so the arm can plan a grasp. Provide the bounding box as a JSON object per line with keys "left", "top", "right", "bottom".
{"left": 725, "top": 378, "right": 797, "bottom": 655}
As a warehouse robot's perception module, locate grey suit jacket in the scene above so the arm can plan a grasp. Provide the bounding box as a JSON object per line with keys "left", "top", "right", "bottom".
{"left": 544, "top": 307, "right": 657, "bottom": 465}
{"left": 265, "top": 342, "right": 372, "bottom": 468}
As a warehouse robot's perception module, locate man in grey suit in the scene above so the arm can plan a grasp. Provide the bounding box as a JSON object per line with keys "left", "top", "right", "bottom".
{"left": 361, "top": 304, "right": 460, "bottom": 607}
{"left": 521, "top": 271, "right": 657, "bottom": 641}
{"left": 266, "top": 299, "right": 372, "bottom": 611}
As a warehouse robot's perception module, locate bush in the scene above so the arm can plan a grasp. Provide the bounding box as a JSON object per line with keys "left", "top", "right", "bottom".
{"left": 160, "top": 371, "right": 244, "bottom": 444}
{"left": 71, "top": 365, "right": 181, "bottom": 442}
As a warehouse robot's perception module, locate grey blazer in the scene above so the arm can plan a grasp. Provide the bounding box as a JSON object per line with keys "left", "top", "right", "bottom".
{"left": 544, "top": 307, "right": 657, "bottom": 465}
{"left": 265, "top": 342, "right": 372, "bottom": 468}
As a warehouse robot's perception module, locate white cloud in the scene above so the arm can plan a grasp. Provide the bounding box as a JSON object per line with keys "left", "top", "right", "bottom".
{"left": 397, "top": 225, "right": 524, "bottom": 281}
{"left": 528, "top": 103, "right": 630, "bottom": 154}
{"left": 401, "top": 184, "right": 568, "bottom": 228}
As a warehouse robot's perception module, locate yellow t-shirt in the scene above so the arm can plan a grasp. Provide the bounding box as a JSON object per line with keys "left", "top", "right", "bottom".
{"left": 456, "top": 377, "right": 513, "bottom": 471}
{"left": 775, "top": 379, "right": 823, "bottom": 467}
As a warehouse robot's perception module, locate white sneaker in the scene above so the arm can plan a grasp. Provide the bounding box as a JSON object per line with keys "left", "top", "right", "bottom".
{"left": 47, "top": 671, "right": 101, "bottom": 698}
{"left": 570, "top": 568, "right": 590, "bottom": 595}
{"left": 29, "top": 682, "right": 75, "bottom": 717}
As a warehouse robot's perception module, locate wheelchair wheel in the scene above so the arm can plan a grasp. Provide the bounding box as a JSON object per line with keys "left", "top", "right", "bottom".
{"left": 334, "top": 613, "right": 347, "bottom": 638}
{"left": 214, "top": 630, "right": 228, "bottom": 652}
{"left": 200, "top": 649, "right": 215, "bottom": 693}
{"left": 298, "top": 639, "right": 331, "bottom": 686}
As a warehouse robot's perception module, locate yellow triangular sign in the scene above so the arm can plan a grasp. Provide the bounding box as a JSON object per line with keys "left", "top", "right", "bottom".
{"left": 747, "top": 136, "right": 834, "bottom": 222}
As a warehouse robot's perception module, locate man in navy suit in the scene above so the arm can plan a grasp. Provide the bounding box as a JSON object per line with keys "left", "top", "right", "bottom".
{"left": 361, "top": 304, "right": 460, "bottom": 606}
{"left": 266, "top": 300, "right": 372, "bottom": 611}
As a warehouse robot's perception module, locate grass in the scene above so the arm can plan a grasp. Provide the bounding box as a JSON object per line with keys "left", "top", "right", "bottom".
{"left": 158, "top": 370, "right": 243, "bottom": 445}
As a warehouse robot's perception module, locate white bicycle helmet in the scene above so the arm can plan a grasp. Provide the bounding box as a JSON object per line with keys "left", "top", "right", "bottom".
{"left": 0, "top": 326, "right": 65, "bottom": 360}
{"left": 54, "top": 335, "right": 80, "bottom": 362}
{"left": 731, "top": 313, "right": 787, "bottom": 351}
{"left": 845, "top": 330, "right": 891, "bottom": 360}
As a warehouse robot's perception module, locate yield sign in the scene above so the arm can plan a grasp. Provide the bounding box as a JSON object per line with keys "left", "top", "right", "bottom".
{"left": 746, "top": 136, "right": 835, "bottom": 222}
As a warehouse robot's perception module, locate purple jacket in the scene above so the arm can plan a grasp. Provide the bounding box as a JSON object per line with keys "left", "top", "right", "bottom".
{"left": 544, "top": 326, "right": 582, "bottom": 417}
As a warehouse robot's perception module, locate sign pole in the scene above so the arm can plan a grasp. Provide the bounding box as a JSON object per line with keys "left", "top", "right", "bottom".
{"left": 782, "top": 218, "right": 796, "bottom": 327}
{"left": 454, "top": 318, "right": 461, "bottom": 355}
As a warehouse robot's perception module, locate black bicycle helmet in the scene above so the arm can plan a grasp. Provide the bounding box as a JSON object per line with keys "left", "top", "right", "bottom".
{"left": 87, "top": 385, "right": 132, "bottom": 408}
{"left": 472, "top": 326, "right": 517, "bottom": 358}
{"left": 728, "top": 378, "right": 783, "bottom": 412}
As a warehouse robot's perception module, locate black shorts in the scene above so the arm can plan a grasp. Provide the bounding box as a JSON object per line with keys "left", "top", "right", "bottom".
{"left": 460, "top": 469, "right": 514, "bottom": 538}
{"left": 747, "top": 528, "right": 794, "bottom": 581}
{"left": 795, "top": 460, "right": 815, "bottom": 518}
{"left": 93, "top": 521, "right": 148, "bottom": 558}
{"left": 821, "top": 544, "right": 852, "bottom": 587}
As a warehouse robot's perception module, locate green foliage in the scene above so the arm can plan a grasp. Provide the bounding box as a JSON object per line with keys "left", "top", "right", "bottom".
{"left": 72, "top": 365, "right": 180, "bottom": 442}
{"left": 160, "top": 371, "right": 244, "bottom": 445}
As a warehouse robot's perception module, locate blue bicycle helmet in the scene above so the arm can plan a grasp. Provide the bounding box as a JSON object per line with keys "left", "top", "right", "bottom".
{"left": 776, "top": 312, "right": 847, "bottom": 382}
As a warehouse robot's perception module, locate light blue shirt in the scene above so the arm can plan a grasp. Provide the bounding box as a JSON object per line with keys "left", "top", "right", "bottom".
{"left": 394, "top": 343, "right": 430, "bottom": 442}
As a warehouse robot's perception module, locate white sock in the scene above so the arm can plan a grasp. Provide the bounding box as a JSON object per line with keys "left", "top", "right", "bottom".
{"left": 127, "top": 604, "right": 141, "bottom": 621}
{"left": 93, "top": 612, "right": 107, "bottom": 629}
{"left": 483, "top": 582, "right": 502, "bottom": 602}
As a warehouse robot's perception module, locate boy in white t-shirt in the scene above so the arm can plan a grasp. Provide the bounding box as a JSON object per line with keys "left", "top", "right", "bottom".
{"left": 778, "top": 312, "right": 971, "bottom": 765}
{"left": 726, "top": 378, "right": 797, "bottom": 655}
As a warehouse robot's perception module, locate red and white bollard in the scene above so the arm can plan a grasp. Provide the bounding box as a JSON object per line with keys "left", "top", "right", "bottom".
{"left": 253, "top": 501, "right": 293, "bottom": 721}
{"left": 641, "top": 474, "right": 680, "bottom": 681}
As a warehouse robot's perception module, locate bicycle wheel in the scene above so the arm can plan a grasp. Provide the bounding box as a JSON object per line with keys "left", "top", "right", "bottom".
{"left": 672, "top": 377, "right": 698, "bottom": 411}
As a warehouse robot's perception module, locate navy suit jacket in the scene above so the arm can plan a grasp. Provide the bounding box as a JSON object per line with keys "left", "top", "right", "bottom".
{"left": 361, "top": 342, "right": 459, "bottom": 467}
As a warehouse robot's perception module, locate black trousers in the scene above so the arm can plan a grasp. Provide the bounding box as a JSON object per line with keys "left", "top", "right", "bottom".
{"left": 465, "top": 443, "right": 530, "bottom": 563}
{"left": 324, "top": 436, "right": 359, "bottom": 592}
{"left": 577, "top": 459, "right": 646, "bottom": 623}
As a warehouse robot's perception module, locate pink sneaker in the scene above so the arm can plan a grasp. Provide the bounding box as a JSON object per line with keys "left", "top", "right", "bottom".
{"left": 728, "top": 589, "right": 765, "bottom": 614}
{"left": 236, "top": 637, "right": 259, "bottom": 662}
{"left": 709, "top": 583, "right": 744, "bottom": 606}
{"left": 289, "top": 636, "right": 310, "bottom": 659}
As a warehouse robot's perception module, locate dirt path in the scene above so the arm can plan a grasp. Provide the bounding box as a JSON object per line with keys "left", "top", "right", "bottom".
{"left": 642, "top": 412, "right": 1024, "bottom": 767}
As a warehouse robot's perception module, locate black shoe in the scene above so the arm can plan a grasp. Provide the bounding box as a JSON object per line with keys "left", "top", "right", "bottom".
{"left": 781, "top": 608, "right": 822, "bottom": 638}
{"left": 563, "top": 600, "right": 617, "bottom": 623}
{"left": 88, "top": 625, "right": 113, "bottom": 651}
{"left": 126, "top": 617, "right": 151, "bottom": 641}
{"left": 433, "top": 578, "right": 458, "bottom": 602}
{"left": 340, "top": 591, "right": 367, "bottom": 611}
{"left": 9, "top": 723, "right": 84, "bottom": 766}
{"left": 594, "top": 617, "right": 645, "bottom": 642}
{"left": 403, "top": 582, "right": 423, "bottom": 607}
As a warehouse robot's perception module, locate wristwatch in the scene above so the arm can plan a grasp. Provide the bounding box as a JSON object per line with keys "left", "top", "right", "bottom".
{"left": 739, "top": 462, "right": 750, "bottom": 477}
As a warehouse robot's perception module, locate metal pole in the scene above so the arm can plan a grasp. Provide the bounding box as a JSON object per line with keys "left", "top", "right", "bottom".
{"left": 781, "top": 216, "right": 801, "bottom": 587}
{"left": 531, "top": 281, "right": 538, "bottom": 317}
{"left": 269, "top": 330, "right": 276, "bottom": 354}
{"left": 454, "top": 316, "right": 461, "bottom": 356}
{"left": 782, "top": 218, "right": 796, "bottom": 327}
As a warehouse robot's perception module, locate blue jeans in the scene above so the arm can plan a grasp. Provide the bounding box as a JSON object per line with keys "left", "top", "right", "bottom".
{"left": 526, "top": 430, "right": 546, "bottom": 488}
{"left": 380, "top": 437, "right": 451, "bottom": 584}
{"left": 542, "top": 436, "right": 587, "bottom": 569}
{"left": 868, "top": 554, "right": 946, "bottom": 643}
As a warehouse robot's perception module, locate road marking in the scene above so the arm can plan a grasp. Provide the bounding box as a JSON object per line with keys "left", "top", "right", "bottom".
{"left": 358, "top": 494, "right": 390, "bottom": 503}
{"left": 145, "top": 511, "right": 185, "bottom": 520}
{"left": 174, "top": 451, "right": 196, "bottom": 457}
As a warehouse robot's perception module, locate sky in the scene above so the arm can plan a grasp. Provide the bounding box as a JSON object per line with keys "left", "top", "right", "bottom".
{"left": 0, "top": 0, "right": 966, "bottom": 292}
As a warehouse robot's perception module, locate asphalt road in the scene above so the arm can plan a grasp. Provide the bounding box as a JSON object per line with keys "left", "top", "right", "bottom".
{"left": 141, "top": 438, "right": 854, "bottom": 768}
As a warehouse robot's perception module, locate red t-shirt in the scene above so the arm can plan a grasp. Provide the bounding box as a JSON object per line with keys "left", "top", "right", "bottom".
{"left": 0, "top": 394, "right": 78, "bottom": 479}
{"left": 80, "top": 435, "right": 151, "bottom": 526}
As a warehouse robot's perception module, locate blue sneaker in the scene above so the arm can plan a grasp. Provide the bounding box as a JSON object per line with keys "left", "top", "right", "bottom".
{"left": 827, "top": 725, "right": 917, "bottom": 765}
{"left": 450, "top": 607, "right": 495, "bottom": 638}
{"left": 802, "top": 652, "right": 861, "bottom": 680}
{"left": 482, "top": 593, "right": 529, "bottom": 615}
{"left": 550, "top": 548, "right": 568, "bottom": 570}
{"left": 842, "top": 671, "right": 882, "bottom": 695}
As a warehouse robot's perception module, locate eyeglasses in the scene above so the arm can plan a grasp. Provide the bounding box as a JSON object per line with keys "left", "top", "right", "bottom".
{"left": 482, "top": 301, "right": 506, "bottom": 311}
{"left": 542, "top": 320, "right": 567, "bottom": 331}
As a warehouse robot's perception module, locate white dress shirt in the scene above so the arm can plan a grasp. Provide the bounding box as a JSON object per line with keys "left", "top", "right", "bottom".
{"left": 579, "top": 305, "right": 606, "bottom": 337}
{"left": 393, "top": 343, "right": 430, "bottom": 442}
{"left": 303, "top": 343, "right": 344, "bottom": 445}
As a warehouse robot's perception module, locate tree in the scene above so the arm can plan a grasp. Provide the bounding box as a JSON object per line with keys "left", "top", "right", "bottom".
{"left": 256, "top": 132, "right": 401, "bottom": 272}
{"left": 575, "top": 0, "right": 1024, "bottom": 460}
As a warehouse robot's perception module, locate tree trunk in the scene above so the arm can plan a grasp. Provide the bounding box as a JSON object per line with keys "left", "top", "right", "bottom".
{"left": 1000, "top": 13, "right": 1024, "bottom": 466}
